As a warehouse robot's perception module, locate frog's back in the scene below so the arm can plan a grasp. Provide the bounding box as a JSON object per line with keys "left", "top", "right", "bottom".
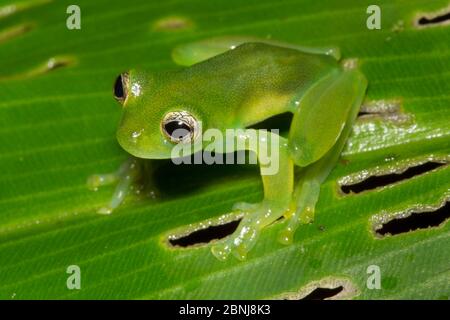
{"left": 176, "top": 42, "right": 339, "bottom": 128}
{"left": 190, "top": 42, "right": 337, "bottom": 91}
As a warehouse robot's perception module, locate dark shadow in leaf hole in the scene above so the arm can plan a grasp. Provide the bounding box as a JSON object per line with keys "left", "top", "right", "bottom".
{"left": 376, "top": 202, "right": 450, "bottom": 236}
{"left": 300, "top": 286, "right": 343, "bottom": 300}
{"left": 418, "top": 11, "right": 450, "bottom": 25}
{"left": 341, "top": 162, "right": 446, "bottom": 194}
{"left": 169, "top": 219, "right": 241, "bottom": 247}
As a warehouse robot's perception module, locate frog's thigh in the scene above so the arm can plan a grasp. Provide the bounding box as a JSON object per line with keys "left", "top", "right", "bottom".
{"left": 211, "top": 131, "right": 294, "bottom": 260}
{"left": 280, "top": 69, "right": 367, "bottom": 244}
{"left": 289, "top": 69, "right": 367, "bottom": 167}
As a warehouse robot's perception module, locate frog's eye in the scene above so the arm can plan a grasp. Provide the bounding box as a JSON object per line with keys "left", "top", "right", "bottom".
{"left": 161, "top": 111, "right": 199, "bottom": 144}
{"left": 113, "top": 72, "right": 129, "bottom": 105}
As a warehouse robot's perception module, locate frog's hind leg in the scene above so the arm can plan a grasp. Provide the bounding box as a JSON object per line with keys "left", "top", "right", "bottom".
{"left": 172, "top": 36, "right": 340, "bottom": 67}
{"left": 279, "top": 132, "right": 350, "bottom": 244}
{"left": 87, "top": 158, "right": 141, "bottom": 214}
{"left": 280, "top": 68, "right": 367, "bottom": 244}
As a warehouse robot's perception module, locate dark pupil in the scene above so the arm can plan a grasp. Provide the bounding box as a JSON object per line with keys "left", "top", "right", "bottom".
{"left": 114, "top": 74, "right": 125, "bottom": 100}
{"left": 164, "top": 121, "right": 191, "bottom": 140}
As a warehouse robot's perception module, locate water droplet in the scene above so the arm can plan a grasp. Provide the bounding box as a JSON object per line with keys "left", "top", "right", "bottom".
{"left": 47, "top": 58, "right": 56, "bottom": 68}
{"left": 132, "top": 130, "right": 142, "bottom": 139}
{"left": 384, "top": 156, "right": 396, "bottom": 162}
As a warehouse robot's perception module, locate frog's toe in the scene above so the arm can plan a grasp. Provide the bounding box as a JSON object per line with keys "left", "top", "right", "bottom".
{"left": 87, "top": 173, "right": 117, "bottom": 191}
{"left": 278, "top": 206, "right": 315, "bottom": 245}
{"left": 97, "top": 206, "right": 113, "bottom": 215}
{"left": 211, "top": 242, "right": 231, "bottom": 261}
{"left": 278, "top": 226, "right": 295, "bottom": 245}
{"left": 232, "top": 201, "right": 259, "bottom": 212}
{"left": 211, "top": 224, "right": 259, "bottom": 261}
{"left": 88, "top": 158, "right": 144, "bottom": 215}
{"left": 87, "top": 174, "right": 100, "bottom": 190}
{"left": 211, "top": 200, "right": 288, "bottom": 261}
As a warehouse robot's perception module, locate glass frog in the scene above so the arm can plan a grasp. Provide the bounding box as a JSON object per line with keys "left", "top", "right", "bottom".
{"left": 88, "top": 37, "right": 367, "bottom": 261}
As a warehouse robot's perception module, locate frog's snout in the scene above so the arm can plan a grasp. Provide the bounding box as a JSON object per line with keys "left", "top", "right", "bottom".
{"left": 117, "top": 127, "right": 173, "bottom": 160}
{"left": 117, "top": 128, "right": 142, "bottom": 151}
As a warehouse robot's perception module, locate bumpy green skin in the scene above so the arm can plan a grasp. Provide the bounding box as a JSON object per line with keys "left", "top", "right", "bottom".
{"left": 89, "top": 38, "right": 367, "bottom": 260}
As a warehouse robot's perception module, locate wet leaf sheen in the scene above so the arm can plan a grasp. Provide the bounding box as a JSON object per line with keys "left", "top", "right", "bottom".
{"left": 0, "top": 0, "right": 449, "bottom": 299}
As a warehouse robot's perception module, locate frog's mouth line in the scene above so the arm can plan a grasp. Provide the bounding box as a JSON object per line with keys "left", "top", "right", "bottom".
{"left": 119, "top": 145, "right": 173, "bottom": 160}
{"left": 116, "top": 127, "right": 175, "bottom": 159}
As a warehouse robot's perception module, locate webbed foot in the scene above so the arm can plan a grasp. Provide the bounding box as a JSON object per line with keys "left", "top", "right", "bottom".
{"left": 87, "top": 158, "right": 141, "bottom": 214}
{"left": 278, "top": 180, "right": 319, "bottom": 245}
{"left": 211, "top": 200, "right": 290, "bottom": 260}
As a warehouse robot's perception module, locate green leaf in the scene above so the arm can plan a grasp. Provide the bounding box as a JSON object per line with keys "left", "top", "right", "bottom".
{"left": 0, "top": 0, "right": 449, "bottom": 299}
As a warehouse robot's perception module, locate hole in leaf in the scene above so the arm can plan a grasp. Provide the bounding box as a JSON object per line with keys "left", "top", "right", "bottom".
{"left": 375, "top": 201, "right": 450, "bottom": 237}
{"left": 0, "top": 56, "right": 75, "bottom": 80}
{"left": 276, "top": 277, "right": 359, "bottom": 300}
{"left": 341, "top": 161, "right": 446, "bottom": 194}
{"left": 169, "top": 219, "right": 241, "bottom": 247}
{"left": 357, "top": 110, "right": 372, "bottom": 117}
{"left": 0, "top": 0, "right": 52, "bottom": 20}
{"left": 300, "top": 286, "right": 343, "bottom": 300}
{"left": 358, "top": 99, "right": 401, "bottom": 117}
{"left": 45, "top": 57, "right": 71, "bottom": 71}
{"left": 418, "top": 11, "right": 450, "bottom": 26}
{"left": 0, "top": 23, "right": 34, "bottom": 45}
{"left": 153, "top": 16, "right": 194, "bottom": 32}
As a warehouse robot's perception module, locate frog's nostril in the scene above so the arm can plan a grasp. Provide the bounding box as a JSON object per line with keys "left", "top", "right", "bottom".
{"left": 130, "top": 129, "right": 144, "bottom": 145}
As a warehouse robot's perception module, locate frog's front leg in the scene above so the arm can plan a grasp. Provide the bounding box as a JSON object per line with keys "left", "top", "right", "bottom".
{"left": 211, "top": 131, "right": 294, "bottom": 260}
{"left": 87, "top": 157, "right": 142, "bottom": 214}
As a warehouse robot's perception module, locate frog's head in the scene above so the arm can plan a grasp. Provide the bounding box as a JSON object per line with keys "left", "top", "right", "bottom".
{"left": 113, "top": 69, "right": 202, "bottom": 159}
